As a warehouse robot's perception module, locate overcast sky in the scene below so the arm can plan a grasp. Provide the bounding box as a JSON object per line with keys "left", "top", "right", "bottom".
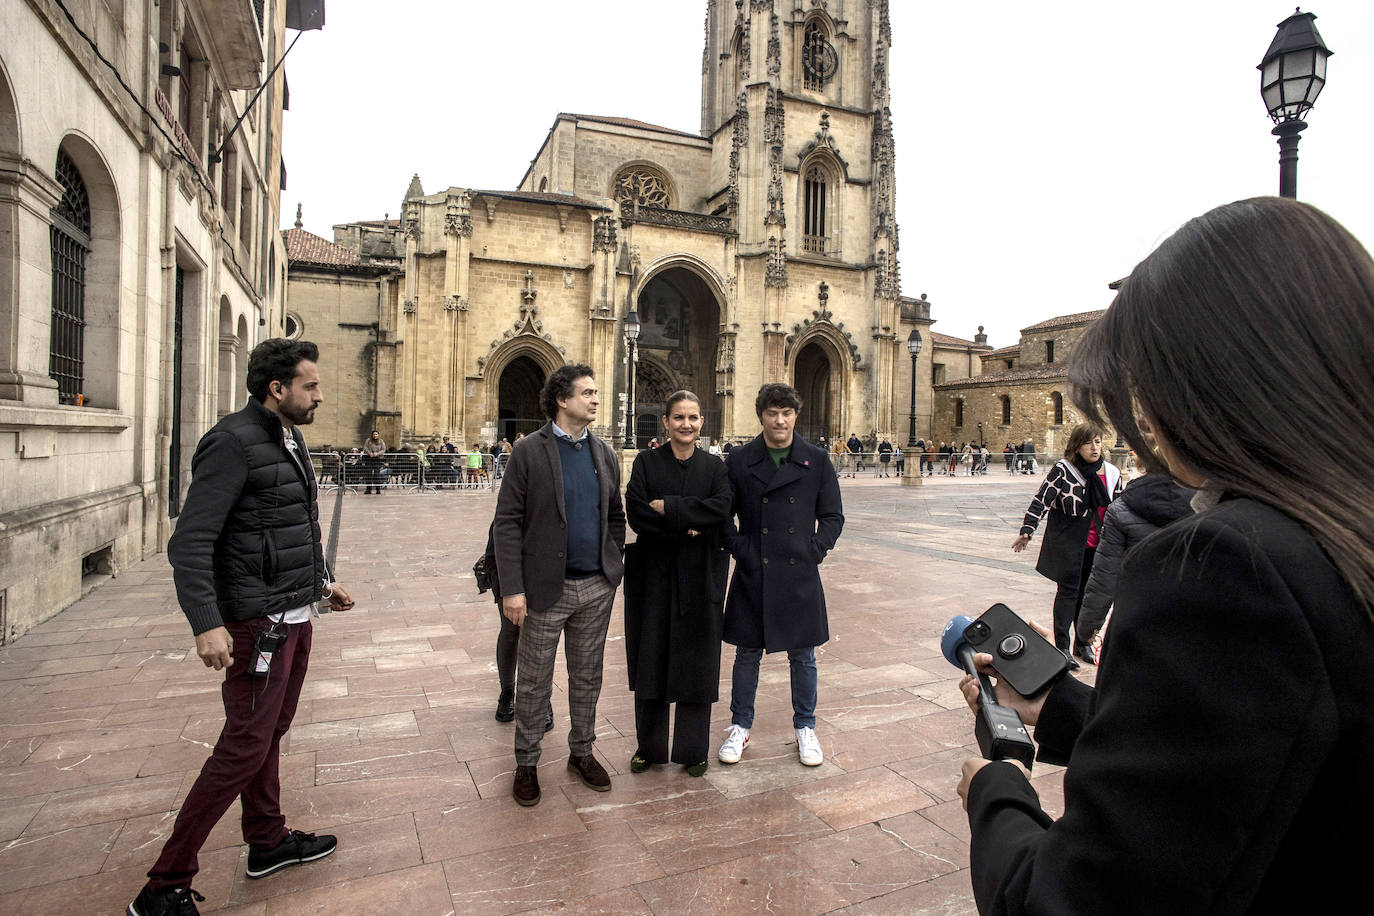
{"left": 281, "top": 0, "right": 1373, "bottom": 349}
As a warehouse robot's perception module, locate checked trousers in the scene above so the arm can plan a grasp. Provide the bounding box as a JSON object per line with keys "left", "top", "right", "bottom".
{"left": 514, "top": 574, "right": 615, "bottom": 766}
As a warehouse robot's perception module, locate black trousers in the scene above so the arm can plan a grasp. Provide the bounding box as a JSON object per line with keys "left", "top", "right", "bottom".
{"left": 496, "top": 604, "right": 519, "bottom": 693}
{"left": 634, "top": 695, "right": 712, "bottom": 766}
{"left": 1052, "top": 546, "right": 1096, "bottom": 650}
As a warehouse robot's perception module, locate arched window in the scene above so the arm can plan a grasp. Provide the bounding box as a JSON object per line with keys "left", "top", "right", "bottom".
{"left": 1052, "top": 391, "right": 1064, "bottom": 425}
{"left": 802, "top": 19, "right": 837, "bottom": 92}
{"left": 955, "top": 398, "right": 964, "bottom": 427}
{"left": 50, "top": 148, "right": 91, "bottom": 405}
{"left": 613, "top": 165, "right": 672, "bottom": 214}
{"left": 1001, "top": 395, "right": 1012, "bottom": 425}
{"left": 803, "top": 162, "right": 828, "bottom": 253}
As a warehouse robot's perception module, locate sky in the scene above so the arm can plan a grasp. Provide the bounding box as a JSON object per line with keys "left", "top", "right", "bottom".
{"left": 280, "top": 0, "right": 1374, "bottom": 350}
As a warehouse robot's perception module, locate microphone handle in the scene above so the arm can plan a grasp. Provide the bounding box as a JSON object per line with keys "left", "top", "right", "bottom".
{"left": 957, "top": 644, "right": 1000, "bottom": 708}
{"left": 956, "top": 644, "right": 1036, "bottom": 769}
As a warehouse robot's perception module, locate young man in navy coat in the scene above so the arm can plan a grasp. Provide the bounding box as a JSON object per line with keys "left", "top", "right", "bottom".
{"left": 718, "top": 383, "right": 844, "bottom": 767}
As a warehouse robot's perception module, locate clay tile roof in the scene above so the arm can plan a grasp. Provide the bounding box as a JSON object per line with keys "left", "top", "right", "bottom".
{"left": 564, "top": 113, "right": 704, "bottom": 141}
{"left": 935, "top": 365, "right": 1068, "bottom": 389}
{"left": 1020, "top": 309, "right": 1107, "bottom": 333}
{"left": 986, "top": 345, "right": 1020, "bottom": 357}
{"left": 282, "top": 228, "right": 361, "bottom": 268}
{"left": 472, "top": 189, "right": 610, "bottom": 210}
{"left": 930, "top": 331, "right": 981, "bottom": 347}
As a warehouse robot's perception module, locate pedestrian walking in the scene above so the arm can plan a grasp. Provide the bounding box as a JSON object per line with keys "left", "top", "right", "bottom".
{"left": 127, "top": 340, "right": 354, "bottom": 916}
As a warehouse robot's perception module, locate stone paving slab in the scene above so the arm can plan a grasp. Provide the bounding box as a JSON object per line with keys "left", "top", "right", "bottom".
{"left": 0, "top": 472, "right": 1097, "bottom": 914}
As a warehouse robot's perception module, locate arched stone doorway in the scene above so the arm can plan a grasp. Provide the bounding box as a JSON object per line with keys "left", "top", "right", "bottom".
{"left": 635, "top": 265, "right": 721, "bottom": 446}
{"left": 497, "top": 355, "right": 545, "bottom": 442}
{"left": 793, "top": 339, "right": 840, "bottom": 444}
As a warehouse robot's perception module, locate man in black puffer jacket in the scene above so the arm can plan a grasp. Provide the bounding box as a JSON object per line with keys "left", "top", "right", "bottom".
{"left": 128, "top": 340, "right": 355, "bottom": 916}
{"left": 1076, "top": 452, "right": 1194, "bottom": 652}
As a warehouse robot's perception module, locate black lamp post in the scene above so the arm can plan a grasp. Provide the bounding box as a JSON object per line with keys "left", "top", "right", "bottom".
{"left": 623, "top": 308, "right": 640, "bottom": 449}
{"left": 906, "top": 329, "right": 923, "bottom": 447}
{"left": 1259, "top": 9, "right": 1332, "bottom": 199}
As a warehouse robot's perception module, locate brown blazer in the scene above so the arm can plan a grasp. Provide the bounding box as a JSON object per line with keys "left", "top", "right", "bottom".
{"left": 493, "top": 422, "right": 626, "bottom": 612}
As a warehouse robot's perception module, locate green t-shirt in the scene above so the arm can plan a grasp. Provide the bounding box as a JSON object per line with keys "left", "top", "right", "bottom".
{"left": 767, "top": 444, "right": 792, "bottom": 467}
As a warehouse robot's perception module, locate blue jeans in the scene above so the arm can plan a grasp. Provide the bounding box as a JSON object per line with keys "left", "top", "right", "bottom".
{"left": 729, "top": 646, "right": 817, "bottom": 730}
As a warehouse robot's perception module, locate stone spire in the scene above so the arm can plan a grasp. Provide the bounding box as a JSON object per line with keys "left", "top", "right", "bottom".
{"left": 293, "top": 202, "right": 302, "bottom": 229}
{"left": 405, "top": 174, "right": 424, "bottom": 199}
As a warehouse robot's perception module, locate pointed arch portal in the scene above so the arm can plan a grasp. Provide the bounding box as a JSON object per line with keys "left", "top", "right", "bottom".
{"left": 793, "top": 339, "right": 840, "bottom": 444}
{"left": 634, "top": 265, "right": 722, "bottom": 446}
{"left": 497, "top": 355, "right": 545, "bottom": 442}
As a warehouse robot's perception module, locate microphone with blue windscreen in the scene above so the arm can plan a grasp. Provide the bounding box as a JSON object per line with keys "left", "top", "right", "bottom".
{"left": 942, "top": 614, "right": 1036, "bottom": 768}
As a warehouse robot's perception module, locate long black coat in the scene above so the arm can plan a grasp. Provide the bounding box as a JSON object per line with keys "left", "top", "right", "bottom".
{"left": 623, "top": 446, "right": 732, "bottom": 703}
{"left": 722, "top": 435, "right": 845, "bottom": 652}
{"left": 967, "top": 497, "right": 1374, "bottom": 914}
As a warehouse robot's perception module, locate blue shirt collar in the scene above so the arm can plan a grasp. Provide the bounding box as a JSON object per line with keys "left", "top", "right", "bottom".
{"left": 551, "top": 421, "right": 589, "bottom": 443}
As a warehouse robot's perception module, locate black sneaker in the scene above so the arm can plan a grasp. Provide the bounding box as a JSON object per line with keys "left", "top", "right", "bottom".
{"left": 127, "top": 886, "right": 205, "bottom": 916}
{"left": 245, "top": 828, "right": 337, "bottom": 879}
{"left": 495, "top": 690, "right": 515, "bottom": 722}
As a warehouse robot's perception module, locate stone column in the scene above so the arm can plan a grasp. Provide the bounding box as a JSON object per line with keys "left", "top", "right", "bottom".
{"left": 444, "top": 197, "right": 473, "bottom": 438}
{"left": 0, "top": 155, "right": 63, "bottom": 404}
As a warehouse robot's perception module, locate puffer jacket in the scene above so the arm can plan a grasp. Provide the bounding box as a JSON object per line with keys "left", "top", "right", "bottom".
{"left": 168, "top": 398, "right": 328, "bottom": 634}
{"left": 1077, "top": 472, "right": 1195, "bottom": 638}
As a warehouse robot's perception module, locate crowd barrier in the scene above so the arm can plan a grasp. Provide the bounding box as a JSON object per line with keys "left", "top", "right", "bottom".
{"left": 311, "top": 450, "right": 504, "bottom": 492}
{"left": 825, "top": 448, "right": 1078, "bottom": 478}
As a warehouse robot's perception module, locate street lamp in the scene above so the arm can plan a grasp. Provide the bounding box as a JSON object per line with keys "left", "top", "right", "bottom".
{"left": 906, "top": 329, "right": 923, "bottom": 447}
{"left": 623, "top": 308, "right": 641, "bottom": 449}
{"left": 1258, "top": 9, "right": 1332, "bottom": 199}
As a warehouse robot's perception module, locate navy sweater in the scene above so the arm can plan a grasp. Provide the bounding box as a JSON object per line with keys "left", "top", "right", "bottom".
{"left": 556, "top": 436, "right": 602, "bottom": 574}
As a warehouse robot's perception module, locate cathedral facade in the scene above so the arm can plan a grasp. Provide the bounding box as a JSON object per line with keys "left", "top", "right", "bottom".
{"left": 288, "top": 0, "right": 937, "bottom": 451}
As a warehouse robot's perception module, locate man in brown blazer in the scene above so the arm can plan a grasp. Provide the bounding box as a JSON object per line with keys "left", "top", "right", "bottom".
{"left": 493, "top": 364, "right": 626, "bottom": 806}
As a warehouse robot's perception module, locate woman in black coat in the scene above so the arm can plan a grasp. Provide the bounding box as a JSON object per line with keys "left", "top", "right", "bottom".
{"left": 957, "top": 197, "right": 1374, "bottom": 914}
{"left": 1012, "top": 424, "right": 1122, "bottom": 666}
{"left": 623, "top": 391, "right": 731, "bottom": 776}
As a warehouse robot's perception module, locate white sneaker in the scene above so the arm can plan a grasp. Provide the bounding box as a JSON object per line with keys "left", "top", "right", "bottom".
{"left": 796, "top": 726, "right": 823, "bottom": 766}
{"left": 718, "top": 725, "right": 750, "bottom": 764}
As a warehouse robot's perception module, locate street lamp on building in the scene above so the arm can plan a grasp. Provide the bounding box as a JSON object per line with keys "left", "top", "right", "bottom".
{"left": 623, "top": 308, "right": 641, "bottom": 449}
{"left": 906, "top": 329, "right": 923, "bottom": 447}
{"left": 1259, "top": 9, "right": 1332, "bottom": 199}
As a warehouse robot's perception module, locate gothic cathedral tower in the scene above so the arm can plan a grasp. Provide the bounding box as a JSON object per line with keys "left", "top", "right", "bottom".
{"left": 702, "top": 0, "right": 901, "bottom": 443}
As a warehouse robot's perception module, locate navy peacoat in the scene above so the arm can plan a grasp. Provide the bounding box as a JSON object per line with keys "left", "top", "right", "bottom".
{"left": 722, "top": 435, "right": 844, "bottom": 652}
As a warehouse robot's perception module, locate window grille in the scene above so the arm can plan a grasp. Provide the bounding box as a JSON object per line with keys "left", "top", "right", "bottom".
{"left": 804, "top": 22, "right": 827, "bottom": 91}
{"left": 803, "top": 164, "right": 827, "bottom": 253}
{"left": 1001, "top": 396, "right": 1012, "bottom": 425}
{"left": 50, "top": 149, "right": 90, "bottom": 405}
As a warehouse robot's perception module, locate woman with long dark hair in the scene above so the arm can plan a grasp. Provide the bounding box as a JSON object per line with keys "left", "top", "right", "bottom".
{"left": 623, "top": 391, "right": 731, "bottom": 776}
{"left": 957, "top": 197, "right": 1374, "bottom": 913}
{"left": 1013, "top": 423, "right": 1123, "bottom": 666}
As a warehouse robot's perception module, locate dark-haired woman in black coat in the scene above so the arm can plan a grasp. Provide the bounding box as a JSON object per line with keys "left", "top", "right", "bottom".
{"left": 623, "top": 391, "right": 731, "bottom": 776}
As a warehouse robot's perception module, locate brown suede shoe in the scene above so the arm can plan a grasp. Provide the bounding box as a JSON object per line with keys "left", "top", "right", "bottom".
{"left": 567, "top": 754, "right": 612, "bottom": 792}
{"left": 512, "top": 764, "right": 540, "bottom": 807}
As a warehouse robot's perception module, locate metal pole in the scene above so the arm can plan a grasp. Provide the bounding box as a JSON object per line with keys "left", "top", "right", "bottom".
{"left": 624, "top": 338, "right": 637, "bottom": 449}
{"left": 1273, "top": 119, "right": 1306, "bottom": 199}
{"left": 906, "top": 353, "right": 918, "bottom": 447}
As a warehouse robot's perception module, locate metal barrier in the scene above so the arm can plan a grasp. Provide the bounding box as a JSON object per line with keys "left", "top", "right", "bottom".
{"left": 311, "top": 450, "right": 498, "bottom": 492}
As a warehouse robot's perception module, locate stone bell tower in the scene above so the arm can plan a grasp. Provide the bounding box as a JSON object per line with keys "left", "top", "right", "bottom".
{"left": 700, "top": 0, "right": 902, "bottom": 442}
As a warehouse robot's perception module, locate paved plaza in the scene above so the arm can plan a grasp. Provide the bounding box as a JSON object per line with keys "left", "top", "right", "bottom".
{"left": 0, "top": 471, "right": 1098, "bottom": 914}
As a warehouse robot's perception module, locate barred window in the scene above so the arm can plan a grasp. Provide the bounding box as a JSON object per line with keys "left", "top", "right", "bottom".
{"left": 1001, "top": 395, "right": 1012, "bottom": 425}
{"left": 50, "top": 149, "right": 90, "bottom": 405}
{"left": 803, "top": 163, "right": 828, "bottom": 253}
{"left": 1052, "top": 391, "right": 1064, "bottom": 425}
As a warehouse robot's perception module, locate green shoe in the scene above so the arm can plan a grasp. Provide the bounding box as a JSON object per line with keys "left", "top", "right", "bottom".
{"left": 684, "top": 760, "right": 708, "bottom": 778}
{"left": 630, "top": 753, "right": 651, "bottom": 774}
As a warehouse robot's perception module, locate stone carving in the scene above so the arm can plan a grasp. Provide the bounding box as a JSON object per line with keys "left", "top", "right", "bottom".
{"left": 445, "top": 211, "right": 472, "bottom": 237}
{"left": 728, "top": 91, "right": 749, "bottom": 218}
{"left": 484, "top": 198, "right": 499, "bottom": 222}
{"left": 764, "top": 88, "right": 786, "bottom": 227}
{"left": 621, "top": 207, "right": 733, "bottom": 235}
{"left": 593, "top": 214, "right": 618, "bottom": 252}
{"left": 786, "top": 309, "right": 862, "bottom": 368}
{"left": 737, "top": 5, "right": 751, "bottom": 82}
{"left": 522, "top": 270, "right": 537, "bottom": 307}
{"left": 613, "top": 167, "right": 672, "bottom": 212}
{"left": 765, "top": 235, "right": 788, "bottom": 288}
{"left": 875, "top": 248, "right": 900, "bottom": 300}
{"left": 766, "top": 11, "right": 781, "bottom": 78}
{"left": 818, "top": 280, "right": 829, "bottom": 309}
{"left": 402, "top": 298, "right": 417, "bottom": 314}
{"left": 715, "top": 330, "right": 737, "bottom": 396}
{"left": 474, "top": 313, "right": 567, "bottom": 378}
{"left": 442, "top": 295, "right": 468, "bottom": 312}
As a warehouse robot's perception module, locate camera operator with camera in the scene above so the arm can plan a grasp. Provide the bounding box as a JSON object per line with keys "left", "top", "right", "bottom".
{"left": 952, "top": 199, "right": 1374, "bottom": 915}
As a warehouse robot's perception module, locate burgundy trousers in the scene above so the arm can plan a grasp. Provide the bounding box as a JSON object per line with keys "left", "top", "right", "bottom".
{"left": 146, "top": 617, "right": 312, "bottom": 891}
